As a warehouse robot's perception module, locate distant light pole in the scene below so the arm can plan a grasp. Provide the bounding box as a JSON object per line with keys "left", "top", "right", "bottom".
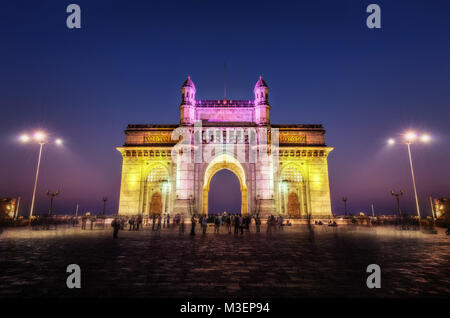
{"left": 391, "top": 190, "right": 403, "bottom": 217}
{"left": 342, "top": 197, "right": 348, "bottom": 216}
{"left": 14, "top": 196, "right": 21, "bottom": 219}
{"left": 102, "top": 196, "right": 108, "bottom": 215}
{"left": 46, "top": 190, "right": 60, "bottom": 216}
{"left": 19, "top": 131, "right": 63, "bottom": 219}
{"left": 387, "top": 131, "right": 431, "bottom": 219}
{"left": 429, "top": 196, "right": 436, "bottom": 225}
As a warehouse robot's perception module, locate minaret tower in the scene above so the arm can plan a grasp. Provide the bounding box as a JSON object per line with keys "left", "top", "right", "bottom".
{"left": 180, "top": 75, "right": 196, "bottom": 125}
{"left": 254, "top": 75, "right": 270, "bottom": 125}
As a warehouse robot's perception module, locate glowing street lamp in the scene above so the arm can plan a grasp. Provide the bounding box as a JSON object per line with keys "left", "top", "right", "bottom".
{"left": 20, "top": 134, "right": 30, "bottom": 143}
{"left": 19, "top": 131, "right": 63, "bottom": 219}
{"left": 420, "top": 134, "right": 431, "bottom": 143}
{"left": 387, "top": 131, "right": 432, "bottom": 219}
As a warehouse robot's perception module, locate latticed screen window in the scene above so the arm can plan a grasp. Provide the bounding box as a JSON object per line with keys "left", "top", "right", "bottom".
{"left": 282, "top": 166, "right": 302, "bottom": 183}
{"left": 147, "top": 166, "right": 169, "bottom": 182}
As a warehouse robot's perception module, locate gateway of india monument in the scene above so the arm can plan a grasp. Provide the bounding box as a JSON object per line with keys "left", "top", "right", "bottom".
{"left": 117, "top": 76, "right": 333, "bottom": 218}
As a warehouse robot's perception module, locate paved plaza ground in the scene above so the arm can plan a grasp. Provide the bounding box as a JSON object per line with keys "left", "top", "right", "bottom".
{"left": 0, "top": 224, "right": 449, "bottom": 298}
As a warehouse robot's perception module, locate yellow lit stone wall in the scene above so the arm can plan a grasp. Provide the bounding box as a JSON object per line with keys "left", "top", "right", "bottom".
{"left": 277, "top": 147, "right": 333, "bottom": 217}
{"left": 117, "top": 147, "right": 173, "bottom": 216}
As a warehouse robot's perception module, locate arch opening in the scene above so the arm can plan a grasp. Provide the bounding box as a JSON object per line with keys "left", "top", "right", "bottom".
{"left": 208, "top": 169, "right": 242, "bottom": 215}
{"left": 202, "top": 154, "right": 248, "bottom": 215}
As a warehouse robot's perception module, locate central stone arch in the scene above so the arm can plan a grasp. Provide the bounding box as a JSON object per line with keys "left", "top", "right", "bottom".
{"left": 202, "top": 154, "right": 248, "bottom": 215}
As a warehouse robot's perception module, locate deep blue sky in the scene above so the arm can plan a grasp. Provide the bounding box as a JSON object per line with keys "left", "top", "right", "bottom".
{"left": 0, "top": 0, "right": 449, "bottom": 216}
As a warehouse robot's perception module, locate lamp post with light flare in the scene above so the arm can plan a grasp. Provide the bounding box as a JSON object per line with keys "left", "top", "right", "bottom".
{"left": 387, "top": 131, "right": 431, "bottom": 220}
{"left": 19, "top": 131, "right": 63, "bottom": 219}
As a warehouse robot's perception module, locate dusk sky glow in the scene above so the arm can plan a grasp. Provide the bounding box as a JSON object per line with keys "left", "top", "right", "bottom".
{"left": 1, "top": 0, "right": 449, "bottom": 216}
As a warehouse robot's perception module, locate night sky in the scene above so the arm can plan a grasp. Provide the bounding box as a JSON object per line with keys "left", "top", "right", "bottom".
{"left": 1, "top": 0, "right": 449, "bottom": 216}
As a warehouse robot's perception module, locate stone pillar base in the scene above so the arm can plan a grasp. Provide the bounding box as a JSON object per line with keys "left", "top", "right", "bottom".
{"left": 173, "top": 199, "right": 191, "bottom": 216}
{"left": 257, "top": 199, "right": 276, "bottom": 218}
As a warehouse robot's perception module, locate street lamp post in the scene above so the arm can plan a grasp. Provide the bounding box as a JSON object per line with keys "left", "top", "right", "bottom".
{"left": 387, "top": 131, "right": 430, "bottom": 220}
{"left": 102, "top": 196, "right": 108, "bottom": 215}
{"left": 19, "top": 131, "right": 63, "bottom": 220}
{"left": 30, "top": 141, "right": 44, "bottom": 219}
{"left": 406, "top": 141, "right": 421, "bottom": 219}
{"left": 391, "top": 190, "right": 403, "bottom": 217}
{"left": 342, "top": 197, "right": 348, "bottom": 216}
{"left": 46, "top": 190, "right": 60, "bottom": 216}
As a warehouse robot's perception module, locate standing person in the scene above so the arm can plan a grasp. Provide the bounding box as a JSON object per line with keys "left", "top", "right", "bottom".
{"left": 267, "top": 215, "right": 272, "bottom": 233}
{"left": 137, "top": 215, "right": 142, "bottom": 230}
{"left": 278, "top": 215, "right": 284, "bottom": 230}
{"left": 179, "top": 214, "right": 185, "bottom": 234}
{"left": 156, "top": 214, "right": 162, "bottom": 233}
{"left": 214, "top": 216, "right": 220, "bottom": 234}
{"left": 222, "top": 213, "right": 226, "bottom": 227}
{"left": 128, "top": 217, "right": 134, "bottom": 231}
{"left": 133, "top": 216, "right": 138, "bottom": 230}
{"left": 163, "top": 213, "right": 166, "bottom": 229}
{"left": 111, "top": 217, "right": 121, "bottom": 239}
{"left": 152, "top": 214, "right": 156, "bottom": 231}
{"left": 239, "top": 215, "right": 244, "bottom": 235}
{"left": 245, "top": 215, "right": 251, "bottom": 233}
{"left": 234, "top": 214, "right": 240, "bottom": 234}
{"left": 81, "top": 216, "right": 87, "bottom": 230}
{"left": 255, "top": 214, "right": 261, "bottom": 233}
{"left": 226, "top": 215, "right": 231, "bottom": 234}
{"left": 166, "top": 213, "right": 170, "bottom": 229}
{"left": 90, "top": 216, "right": 95, "bottom": 230}
{"left": 190, "top": 216, "right": 196, "bottom": 236}
{"left": 202, "top": 216, "right": 208, "bottom": 234}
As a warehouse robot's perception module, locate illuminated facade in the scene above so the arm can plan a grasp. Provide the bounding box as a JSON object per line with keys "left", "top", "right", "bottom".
{"left": 117, "top": 76, "right": 333, "bottom": 217}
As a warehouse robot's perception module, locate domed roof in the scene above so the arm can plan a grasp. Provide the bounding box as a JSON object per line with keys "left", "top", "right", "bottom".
{"left": 254, "top": 75, "right": 268, "bottom": 89}
{"left": 182, "top": 75, "right": 196, "bottom": 90}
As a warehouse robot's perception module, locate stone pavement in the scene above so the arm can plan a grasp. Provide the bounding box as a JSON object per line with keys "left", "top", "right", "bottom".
{"left": 0, "top": 224, "right": 449, "bottom": 298}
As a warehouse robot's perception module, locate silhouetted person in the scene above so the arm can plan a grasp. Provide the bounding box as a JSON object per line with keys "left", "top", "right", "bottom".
{"left": 239, "top": 215, "right": 244, "bottom": 234}
{"left": 156, "top": 215, "right": 162, "bottom": 233}
{"left": 81, "top": 216, "right": 87, "bottom": 230}
{"left": 234, "top": 215, "right": 240, "bottom": 234}
{"left": 136, "top": 215, "right": 142, "bottom": 230}
{"left": 226, "top": 215, "right": 231, "bottom": 234}
{"left": 267, "top": 215, "right": 273, "bottom": 233}
{"left": 90, "top": 217, "right": 95, "bottom": 230}
{"left": 128, "top": 217, "right": 134, "bottom": 231}
{"left": 190, "top": 216, "right": 196, "bottom": 236}
{"left": 255, "top": 214, "right": 261, "bottom": 233}
{"left": 202, "top": 216, "right": 207, "bottom": 234}
{"left": 214, "top": 216, "right": 220, "bottom": 233}
{"left": 111, "top": 218, "right": 120, "bottom": 239}
{"left": 180, "top": 214, "right": 185, "bottom": 234}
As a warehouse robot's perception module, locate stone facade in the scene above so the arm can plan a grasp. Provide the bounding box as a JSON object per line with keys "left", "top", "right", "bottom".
{"left": 117, "top": 76, "right": 333, "bottom": 218}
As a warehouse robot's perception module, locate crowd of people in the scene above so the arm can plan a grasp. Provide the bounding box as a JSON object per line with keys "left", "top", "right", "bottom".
{"left": 189, "top": 213, "right": 259, "bottom": 236}
{"left": 2, "top": 211, "right": 448, "bottom": 240}
{"left": 109, "top": 212, "right": 297, "bottom": 238}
